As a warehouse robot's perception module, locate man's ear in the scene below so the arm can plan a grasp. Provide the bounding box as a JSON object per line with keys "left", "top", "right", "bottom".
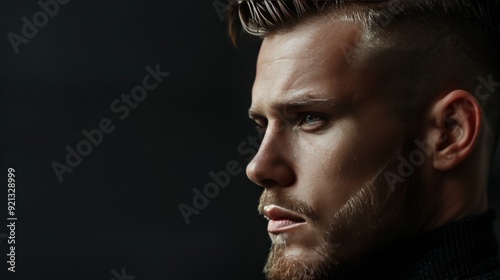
{"left": 429, "top": 90, "right": 482, "bottom": 171}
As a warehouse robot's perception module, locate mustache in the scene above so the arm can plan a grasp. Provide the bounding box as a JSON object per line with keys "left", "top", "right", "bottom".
{"left": 258, "top": 191, "right": 319, "bottom": 222}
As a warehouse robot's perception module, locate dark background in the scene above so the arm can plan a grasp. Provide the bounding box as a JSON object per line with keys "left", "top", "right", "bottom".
{"left": 0, "top": 1, "right": 499, "bottom": 280}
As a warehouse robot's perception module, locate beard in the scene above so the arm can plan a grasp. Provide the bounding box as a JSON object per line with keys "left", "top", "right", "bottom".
{"left": 258, "top": 138, "right": 432, "bottom": 280}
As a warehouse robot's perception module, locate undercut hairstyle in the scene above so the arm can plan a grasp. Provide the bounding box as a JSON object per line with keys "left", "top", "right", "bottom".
{"left": 227, "top": 0, "right": 500, "bottom": 155}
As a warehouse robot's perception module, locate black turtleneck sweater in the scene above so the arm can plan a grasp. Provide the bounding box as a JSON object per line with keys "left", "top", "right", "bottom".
{"left": 346, "top": 210, "right": 500, "bottom": 279}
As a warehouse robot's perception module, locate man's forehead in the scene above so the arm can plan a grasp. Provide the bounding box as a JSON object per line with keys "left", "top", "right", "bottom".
{"left": 251, "top": 19, "right": 365, "bottom": 112}
{"left": 256, "top": 18, "right": 363, "bottom": 67}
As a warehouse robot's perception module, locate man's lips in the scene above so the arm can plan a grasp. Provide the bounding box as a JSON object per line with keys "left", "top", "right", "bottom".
{"left": 263, "top": 205, "right": 307, "bottom": 234}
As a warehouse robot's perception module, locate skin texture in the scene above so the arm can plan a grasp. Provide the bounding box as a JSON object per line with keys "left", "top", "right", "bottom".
{"left": 246, "top": 17, "right": 487, "bottom": 280}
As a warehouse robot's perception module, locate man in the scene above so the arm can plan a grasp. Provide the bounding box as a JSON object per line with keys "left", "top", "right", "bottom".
{"left": 227, "top": 0, "right": 500, "bottom": 279}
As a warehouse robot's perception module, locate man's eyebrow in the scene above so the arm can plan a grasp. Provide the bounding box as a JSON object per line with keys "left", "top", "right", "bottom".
{"left": 248, "top": 97, "right": 341, "bottom": 119}
{"left": 272, "top": 98, "right": 340, "bottom": 111}
{"left": 248, "top": 110, "right": 264, "bottom": 120}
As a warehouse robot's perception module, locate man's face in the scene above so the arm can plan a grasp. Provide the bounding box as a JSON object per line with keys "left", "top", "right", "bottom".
{"left": 247, "top": 19, "right": 426, "bottom": 279}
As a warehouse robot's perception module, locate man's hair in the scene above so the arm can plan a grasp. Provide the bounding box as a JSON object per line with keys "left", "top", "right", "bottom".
{"left": 228, "top": 0, "right": 500, "bottom": 154}
{"left": 228, "top": 1, "right": 500, "bottom": 45}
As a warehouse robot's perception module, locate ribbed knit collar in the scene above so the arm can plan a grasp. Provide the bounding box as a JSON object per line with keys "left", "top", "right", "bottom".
{"left": 346, "top": 210, "right": 500, "bottom": 280}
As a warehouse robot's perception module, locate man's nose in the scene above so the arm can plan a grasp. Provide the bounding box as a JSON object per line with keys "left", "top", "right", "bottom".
{"left": 246, "top": 124, "right": 295, "bottom": 188}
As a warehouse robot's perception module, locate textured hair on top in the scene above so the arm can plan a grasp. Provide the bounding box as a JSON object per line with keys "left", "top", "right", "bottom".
{"left": 228, "top": 0, "right": 500, "bottom": 45}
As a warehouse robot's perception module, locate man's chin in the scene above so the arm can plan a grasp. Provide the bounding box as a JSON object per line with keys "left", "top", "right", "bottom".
{"left": 264, "top": 234, "right": 338, "bottom": 280}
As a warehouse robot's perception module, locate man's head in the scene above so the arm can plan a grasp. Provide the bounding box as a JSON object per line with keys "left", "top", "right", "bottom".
{"left": 228, "top": 1, "right": 500, "bottom": 279}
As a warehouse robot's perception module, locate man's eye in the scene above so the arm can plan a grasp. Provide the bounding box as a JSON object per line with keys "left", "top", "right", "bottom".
{"left": 253, "top": 120, "right": 267, "bottom": 135}
{"left": 298, "top": 114, "right": 326, "bottom": 130}
{"left": 255, "top": 124, "right": 266, "bottom": 134}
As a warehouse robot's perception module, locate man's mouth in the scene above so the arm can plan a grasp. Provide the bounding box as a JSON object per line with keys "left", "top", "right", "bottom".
{"left": 263, "top": 205, "right": 307, "bottom": 234}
